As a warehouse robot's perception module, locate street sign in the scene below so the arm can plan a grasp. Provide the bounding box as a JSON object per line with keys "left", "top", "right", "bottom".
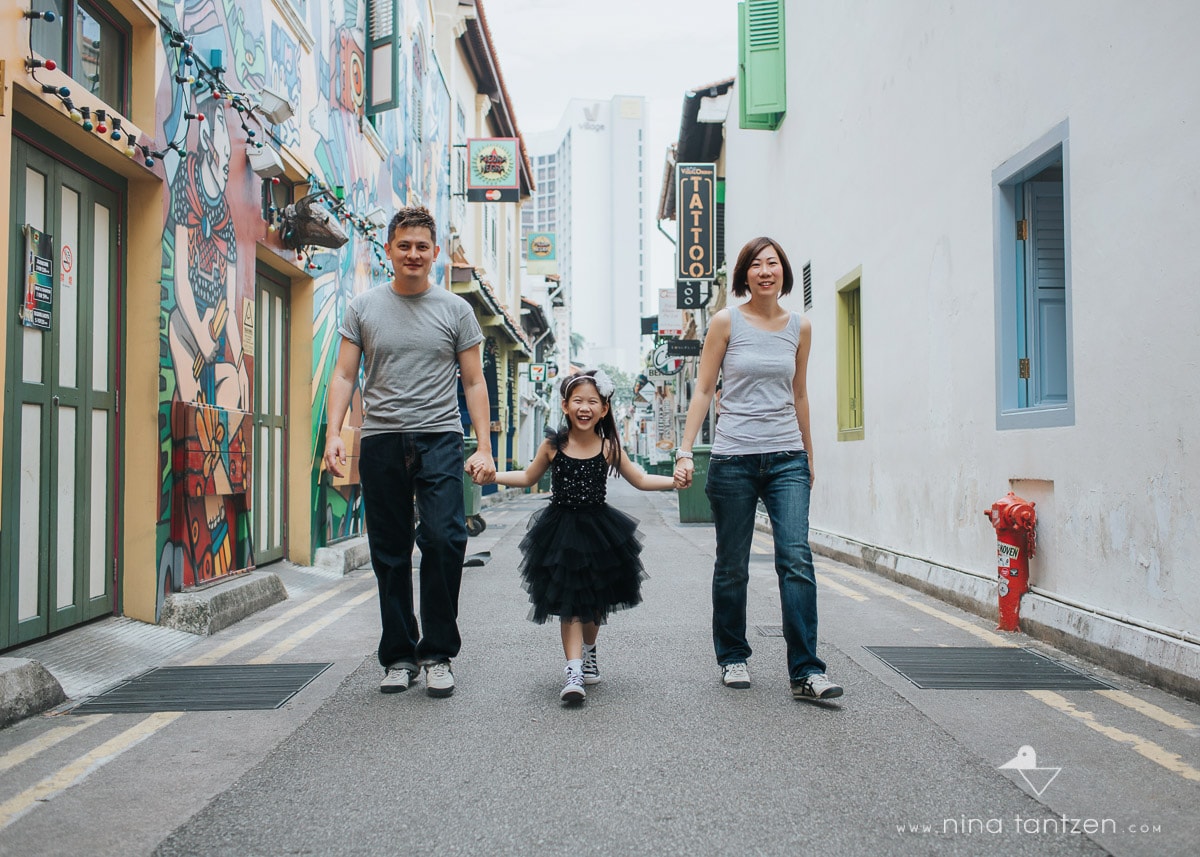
{"left": 676, "top": 280, "right": 710, "bottom": 309}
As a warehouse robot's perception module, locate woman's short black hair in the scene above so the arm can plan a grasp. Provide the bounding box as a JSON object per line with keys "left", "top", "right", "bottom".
{"left": 730, "top": 237, "right": 794, "bottom": 298}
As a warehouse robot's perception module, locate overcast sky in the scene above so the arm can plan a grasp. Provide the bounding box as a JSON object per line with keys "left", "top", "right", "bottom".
{"left": 482, "top": 0, "right": 738, "bottom": 313}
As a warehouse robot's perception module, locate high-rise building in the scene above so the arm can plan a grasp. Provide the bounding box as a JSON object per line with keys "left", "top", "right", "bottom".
{"left": 522, "top": 96, "right": 649, "bottom": 372}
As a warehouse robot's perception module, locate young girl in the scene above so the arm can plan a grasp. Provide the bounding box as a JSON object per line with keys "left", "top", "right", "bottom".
{"left": 486, "top": 369, "right": 676, "bottom": 703}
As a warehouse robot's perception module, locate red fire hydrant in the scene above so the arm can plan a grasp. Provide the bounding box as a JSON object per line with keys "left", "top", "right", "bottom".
{"left": 984, "top": 492, "right": 1037, "bottom": 632}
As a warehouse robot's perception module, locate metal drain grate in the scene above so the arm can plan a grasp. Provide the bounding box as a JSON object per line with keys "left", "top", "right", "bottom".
{"left": 70, "top": 663, "right": 332, "bottom": 713}
{"left": 756, "top": 625, "right": 785, "bottom": 637}
{"left": 864, "top": 647, "right": 1113, "bottom": 690}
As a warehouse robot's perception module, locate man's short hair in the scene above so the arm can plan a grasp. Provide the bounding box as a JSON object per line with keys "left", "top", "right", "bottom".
{"left": 387, "top": 206, "right": 438, "bottom": 244}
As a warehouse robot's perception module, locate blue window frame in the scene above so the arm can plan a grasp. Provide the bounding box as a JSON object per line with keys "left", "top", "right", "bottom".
{"left": 992, "top": 120, "right": 1074, "bottom": 429}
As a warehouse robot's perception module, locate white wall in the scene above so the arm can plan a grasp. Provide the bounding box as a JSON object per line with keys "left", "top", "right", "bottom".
{"left": 724, "top": 0, "right": 1200, "bottom": 640}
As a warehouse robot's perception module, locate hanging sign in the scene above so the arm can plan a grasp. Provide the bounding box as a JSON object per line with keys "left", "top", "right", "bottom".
{"left": 651, "top": 342, "right": 683, "bottom": 376}
{"left": 667, "top": 339, "right": 702, "bottom": 357}
{"left": 657, "top": 288, "right": 683, "bottom": 337}
{"left": 22, "top": 225, "right": 54, "bottom": 330}
{"left": 676, "top": 280, "right": 710, "bottom": 310}
{"left": 676, "top": 162, "right": 716, "bottom": 281}
{"left": 467, "top": 138, "right": 521, "bottom": 202}
{"left": 526, "top": 232, "right": 557, "bottom": 274}
{"left": 528, "top": 363, "right": 547, "bottom": 382}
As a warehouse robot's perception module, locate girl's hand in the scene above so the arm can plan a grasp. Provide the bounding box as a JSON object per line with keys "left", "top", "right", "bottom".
{"left": 673, "top": 458, "right": 694, "bottom": 489}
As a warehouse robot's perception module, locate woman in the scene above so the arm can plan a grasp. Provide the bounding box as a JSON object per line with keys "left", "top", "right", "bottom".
{"left": 674, "top": 237, "right": 842, "bottom": 701}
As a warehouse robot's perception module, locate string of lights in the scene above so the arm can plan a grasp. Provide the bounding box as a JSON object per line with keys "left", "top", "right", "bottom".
{"left": 23, "top": 9, "right": 393, "bottom": 277}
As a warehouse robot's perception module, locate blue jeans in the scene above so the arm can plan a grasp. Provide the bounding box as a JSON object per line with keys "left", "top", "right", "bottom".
{"left": 359, "top": 432, "right": 468, "bottom": 670}
{"left": 705, "top": 450, "right": 826, "bottom": 681}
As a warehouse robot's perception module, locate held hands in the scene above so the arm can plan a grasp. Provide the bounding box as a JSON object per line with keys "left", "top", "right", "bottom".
{"left": 673, "top": 458, "right": 694, "bottom": 490}
{"left": 465, "top": 449, "right": 496, "bottom": 485}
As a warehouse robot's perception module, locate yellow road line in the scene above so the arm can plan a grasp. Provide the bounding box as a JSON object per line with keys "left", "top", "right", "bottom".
{"left": 186, "top": 583, "right": 358, "bottom": 666}
{"left": 1095, "top": 689, "right": 1199, "bottom": 732}
{"left": 816, "top": 573, "right": 869, "bottom": 602}
{"left": 249, "top": 590, "right": 376, "bottom": 664}
{"left": 1027, "top": 691, "right": 1200, "bottom": 781}
{"left": 819, "top": 565, "right": 1013, "bottom": 647}
{"left": 0, "top": 712, "right": 185, "bottom": 830}
{"left": 0, "top": 716, "right": 111, "bottom": 775}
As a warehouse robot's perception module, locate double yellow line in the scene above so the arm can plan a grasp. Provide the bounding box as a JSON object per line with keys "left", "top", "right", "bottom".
{"left": 0, "top": 579, "right": 375, "bottom": 829}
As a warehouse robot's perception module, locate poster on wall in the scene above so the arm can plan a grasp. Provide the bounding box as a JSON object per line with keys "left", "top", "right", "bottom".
{"left": 467, "top": 138, "right": 521, "bottom": 202}
{"left": 22, "top": 225, "right": 54, "bottom": 330}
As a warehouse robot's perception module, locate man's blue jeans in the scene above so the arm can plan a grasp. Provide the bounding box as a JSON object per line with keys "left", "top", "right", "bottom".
{"left": 359, "top": 431, "right": 468, "bottom": 671}
{"left": 705, "top": 450, "right": 826, "bottom": 681}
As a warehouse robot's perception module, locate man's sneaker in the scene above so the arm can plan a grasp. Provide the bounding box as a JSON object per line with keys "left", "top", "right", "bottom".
{"left": 425, "top": 661, "right": 455, "bottom": 698}
{"left": 721, "top": 662, "right": 751, "bottom": 689}
{"left": 582, "top": 646, "right": 601, "bottom": 685}
{"left": 380, "top": 667, "right": 413, "bottom": 694}
{"left": 793, "top": 673, "right": 843, "bottom": 700}
{"left": 560, "top": 669, "right": 586, "bottom": 704}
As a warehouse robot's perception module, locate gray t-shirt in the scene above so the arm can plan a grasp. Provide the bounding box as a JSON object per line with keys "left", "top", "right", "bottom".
{"left": 711, "top": 306, "right": 806, "bottom": 455}
{"left": 339, "top": 284, "right": 484, "bottom": 436}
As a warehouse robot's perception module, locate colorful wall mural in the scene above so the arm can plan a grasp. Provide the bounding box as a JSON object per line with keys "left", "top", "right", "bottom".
{"left": 152, "top": 0, "right": 452, "bottom": 617}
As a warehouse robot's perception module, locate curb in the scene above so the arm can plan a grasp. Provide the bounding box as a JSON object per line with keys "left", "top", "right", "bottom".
{"left": 0, "top": 657, "right": 67, "bottom": 729}
{"left": 159, "top": 571, "right": 289, "bottom": 636}
{"left": 314, "top": 536, "right": 371, "bottom": 576}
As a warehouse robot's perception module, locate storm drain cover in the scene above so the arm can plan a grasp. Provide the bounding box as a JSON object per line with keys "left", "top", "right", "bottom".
{"left": 70, "top": 663, "right": 332, "bottom": 714}
{"left": 756, "top": 625, "right": 785, "bottom": 637}
{"left": 864, "top": 647, "right": 1113, "bottom": 690}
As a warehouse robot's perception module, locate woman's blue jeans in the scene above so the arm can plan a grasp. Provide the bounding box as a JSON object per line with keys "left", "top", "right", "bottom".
{"left": 359, "top": 431, "right": 467, "bottom": 671}
{"left": 705, "top": 450, "right": 826, "bottom": 681}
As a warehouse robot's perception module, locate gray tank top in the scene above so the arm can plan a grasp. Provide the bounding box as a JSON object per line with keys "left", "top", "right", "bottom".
{"left": 711, "top": 306, "right": 805, "bottom": 456}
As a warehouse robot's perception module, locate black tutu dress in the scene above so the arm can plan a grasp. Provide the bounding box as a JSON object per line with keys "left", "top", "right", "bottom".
{"left": 518, "top": 447, "right": 648, "bottom": 624}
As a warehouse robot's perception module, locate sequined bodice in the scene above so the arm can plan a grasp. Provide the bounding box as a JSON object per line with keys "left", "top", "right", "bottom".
{"left": 550, "top": 452, "right": 608, "bottom": 509}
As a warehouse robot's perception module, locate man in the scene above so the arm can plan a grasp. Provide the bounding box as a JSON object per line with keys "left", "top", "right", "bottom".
{"left": 324, "top": 206, "right": 495, "bottom": 698}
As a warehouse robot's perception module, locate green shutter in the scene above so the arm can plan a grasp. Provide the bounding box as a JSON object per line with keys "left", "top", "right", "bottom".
{"left": 738, "top": 1, "right": 785, "bottom": 130}
{"left": 366, "top": 0, "right": 400, "bottom": 116}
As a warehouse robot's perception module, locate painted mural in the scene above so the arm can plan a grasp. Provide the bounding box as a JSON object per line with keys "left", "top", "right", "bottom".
{"left": 152, "top": 0, "right": 451, "bottom": 616}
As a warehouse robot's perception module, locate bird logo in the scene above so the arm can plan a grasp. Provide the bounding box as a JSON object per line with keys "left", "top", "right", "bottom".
{"left": 999, "top": 746, "right": 1061, "bottom": 796}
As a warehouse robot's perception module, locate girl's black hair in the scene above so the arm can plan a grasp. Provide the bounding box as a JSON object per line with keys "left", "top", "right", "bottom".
{"left": 552, "top": 371, "right": 623, "bottom": 476}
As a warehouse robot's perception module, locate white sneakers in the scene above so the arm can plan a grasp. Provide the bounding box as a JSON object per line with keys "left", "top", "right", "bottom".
{"left": 425, "top": 662, "right": 455, "bottom": 698}
{"left": 560, "top": 668, "right": 586, "bottom": 704}
{"left": 792, "top": 673, "right": 843, "bottom": 700}
{"left": 379, "top": 667, "right": 413, "bottom": 694}
{"left": 721, "top": 662, "right": 751, "bottom": 689}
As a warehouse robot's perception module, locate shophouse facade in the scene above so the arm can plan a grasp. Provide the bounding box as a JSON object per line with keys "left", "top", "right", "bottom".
{"left": 722, "top": 0, "right": 1200, "bottom": 692}
{"left": 1, "top": 0, "right": 528, "bottom": 646}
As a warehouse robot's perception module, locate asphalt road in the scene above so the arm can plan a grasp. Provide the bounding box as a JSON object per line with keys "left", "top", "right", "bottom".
{"left": 2, "top": 483, "right": 1197, "bottom": 856}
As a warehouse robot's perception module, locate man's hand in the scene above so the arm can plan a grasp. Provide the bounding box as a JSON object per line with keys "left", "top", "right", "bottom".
{"left": 324, "top": 435, "right": 348, "bottom": 478}
{"left": 673, "top": 458, "right": 694, "bottom": 490}
{"left": 466, "top": 449, "right": 496, "bottom": 485}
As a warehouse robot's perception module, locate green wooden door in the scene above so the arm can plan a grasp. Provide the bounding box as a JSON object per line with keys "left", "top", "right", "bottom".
{"left": 252, "top": 269, "right": 289, "bottom": 565}
{"left": 3, "top": 133, "right": 121, "bottom": 646}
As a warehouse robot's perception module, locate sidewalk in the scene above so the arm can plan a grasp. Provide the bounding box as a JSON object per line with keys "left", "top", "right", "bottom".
{"left": 0, "top": 491, "right": 523, "bottom": 729}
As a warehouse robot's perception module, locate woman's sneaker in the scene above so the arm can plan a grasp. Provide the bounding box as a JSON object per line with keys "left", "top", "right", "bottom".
{"left": 582, "top": 646, "right": 601, "bottom": 685}
{"left": 792, "top": 673, "right": 843, "bottom": 700}
{"left": 560, "top": 669, "right": 586, "bottom": 704}
{"left": 721, "top": 662, "right": 751, "bottom": 689}
{"left": 425, "top": 661, "right": 455, "bottom": 698}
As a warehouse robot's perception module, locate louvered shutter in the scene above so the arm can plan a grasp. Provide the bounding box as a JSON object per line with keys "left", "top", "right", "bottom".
{"left": 1027, "top": 181, "right": 1068, "bottom": 405}
{"left": 366, "top": 0, "right": 399, "bottom": 115}
{"left": 738, "top": 1, "right": 785, "bottom": 130}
